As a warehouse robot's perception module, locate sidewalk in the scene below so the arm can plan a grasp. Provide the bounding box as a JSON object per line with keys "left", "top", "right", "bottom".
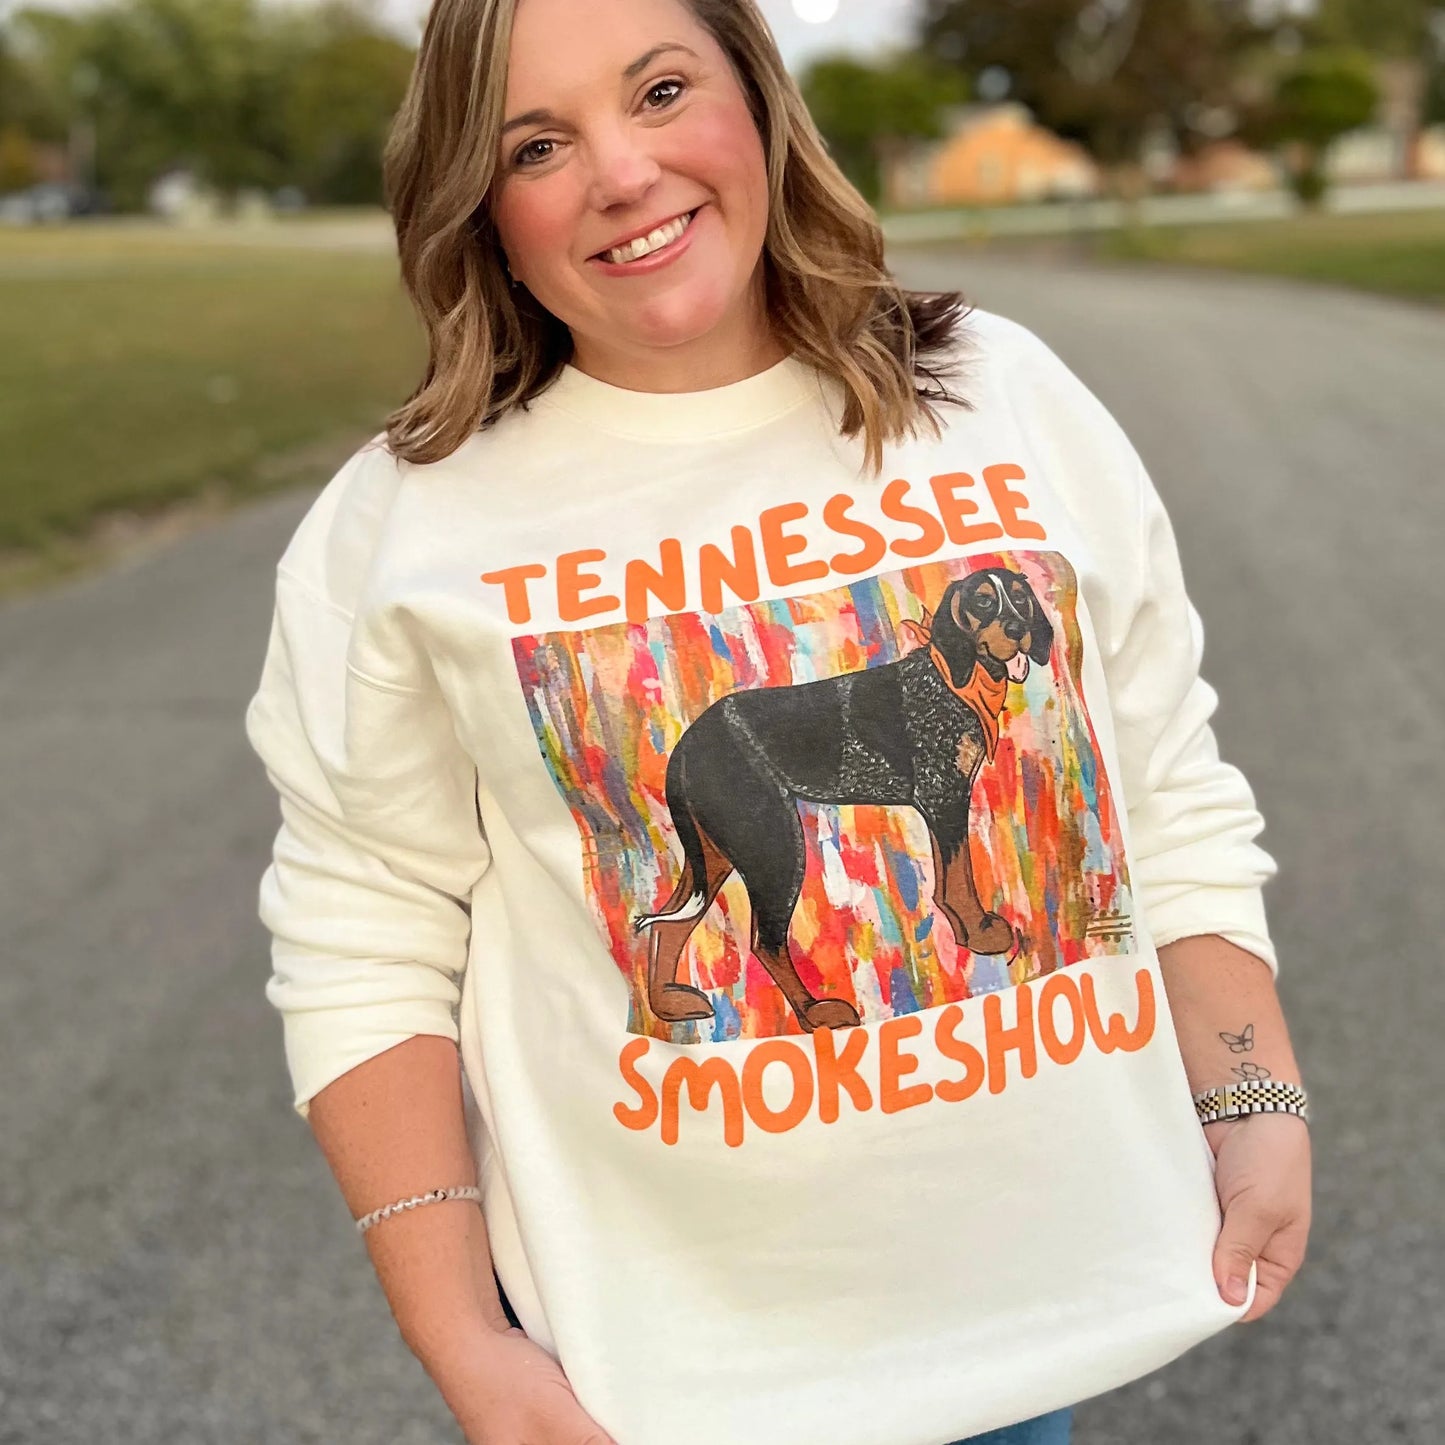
{"left": 881, "top": 178, "right": 1445, "bottom": 243}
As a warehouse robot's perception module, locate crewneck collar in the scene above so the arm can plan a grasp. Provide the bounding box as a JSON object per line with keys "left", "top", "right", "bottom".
{"left": 533, "top": 351, "right": 829, "bottom": 441}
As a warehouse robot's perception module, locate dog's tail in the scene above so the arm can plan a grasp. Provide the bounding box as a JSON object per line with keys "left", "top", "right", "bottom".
{"left": 634, "top": 748, "right": 713, "bottom": 934}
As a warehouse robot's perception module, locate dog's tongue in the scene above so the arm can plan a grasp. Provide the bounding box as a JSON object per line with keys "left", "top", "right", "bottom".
{"left": 1007, "top": 654, "right": 1031, "bottom": 683}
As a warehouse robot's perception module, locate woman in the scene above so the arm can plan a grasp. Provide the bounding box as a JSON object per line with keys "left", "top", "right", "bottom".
{"left": 244, "top": 1, "right": 1312, "bottom": 1442}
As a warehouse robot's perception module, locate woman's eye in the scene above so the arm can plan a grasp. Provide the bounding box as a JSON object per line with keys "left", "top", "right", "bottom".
{"left": 511, "top": 80, "right": 684, "bottom": 168}
{"left": 644, "top": 78, "right": 686, "bottom": 110}
{"left": 514, "top": 139, "right": 555, "bottom": 168}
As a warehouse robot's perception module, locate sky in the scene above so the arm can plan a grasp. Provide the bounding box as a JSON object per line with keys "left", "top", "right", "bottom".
{"left": 14, "top": 0, "right": 921, "bottom": 72}
{"left": 382, "top": 0, "right": 920, "bottom": 70}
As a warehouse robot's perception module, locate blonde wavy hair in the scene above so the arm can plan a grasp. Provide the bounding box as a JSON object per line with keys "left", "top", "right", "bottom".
{"left": 382, "top": 0, "right": 976, "bottom": 478}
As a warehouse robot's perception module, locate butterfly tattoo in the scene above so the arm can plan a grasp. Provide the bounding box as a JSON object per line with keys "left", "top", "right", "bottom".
{"left": 1219, "top": 1023, "right": 1255, "bottom": 1054}
{"left": 1232, "top": 1061, "right": 1271, "bottom": 1081}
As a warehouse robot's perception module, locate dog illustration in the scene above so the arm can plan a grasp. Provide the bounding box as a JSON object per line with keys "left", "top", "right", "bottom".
{"left": 633, "top": 568, "right": 1055, "bottom": 1033}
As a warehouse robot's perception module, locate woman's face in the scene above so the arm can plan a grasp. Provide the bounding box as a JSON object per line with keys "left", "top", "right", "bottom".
{"left": 490, "top": 0, "right": 779, "bottom": 384}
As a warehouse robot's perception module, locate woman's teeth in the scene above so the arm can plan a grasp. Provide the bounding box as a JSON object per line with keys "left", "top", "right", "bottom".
{"left": 602, "top": 210, "right": 696, "bottom": 265}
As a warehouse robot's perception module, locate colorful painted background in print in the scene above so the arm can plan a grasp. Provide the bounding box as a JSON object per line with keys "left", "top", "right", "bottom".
{"left": 511, "top": 550, "right": 1134, "bottom": 1044}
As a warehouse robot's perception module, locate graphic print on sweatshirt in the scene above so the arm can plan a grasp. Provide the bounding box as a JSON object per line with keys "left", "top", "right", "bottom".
{"left": 512, "top": 550, "right": 1134, "bottom": 1044}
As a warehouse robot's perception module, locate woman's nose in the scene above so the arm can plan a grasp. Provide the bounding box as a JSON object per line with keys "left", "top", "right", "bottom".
{"left": 586, "top": 124, "right": 664, "bottom": 211}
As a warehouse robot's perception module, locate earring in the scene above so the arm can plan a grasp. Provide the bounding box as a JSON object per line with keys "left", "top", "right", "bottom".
{"left": 502, "top": 255, "right": 521, "bottom": 289}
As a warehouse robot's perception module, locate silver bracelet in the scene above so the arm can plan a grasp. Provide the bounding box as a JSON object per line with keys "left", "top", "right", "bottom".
{"left": 354, "top": 1185, "right": 483, "bottom": 1235}
{"left": 1193, "top": 1078, "right": 1310, "bottom": 1126}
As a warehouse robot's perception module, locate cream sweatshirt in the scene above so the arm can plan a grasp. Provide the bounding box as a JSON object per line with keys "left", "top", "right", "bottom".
{"left": 244, "top": 308, "right": 1277, "bottom": 1445}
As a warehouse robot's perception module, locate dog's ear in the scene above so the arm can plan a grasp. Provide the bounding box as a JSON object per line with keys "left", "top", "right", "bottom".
{"left": 948, "top": 574, "right": 996, "bottom": 633}
{"left": 1029, "top": 611, "right": 1054, "bottom": 665}
{"left": 1025, "top": 582, "right": 1055, "bottom": 664}
{"left": 932, "top": 580, "right": 980, "bottom": 686}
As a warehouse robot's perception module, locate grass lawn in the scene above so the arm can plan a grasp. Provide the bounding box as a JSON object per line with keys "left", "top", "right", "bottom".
{"left": 888, "top": 205, "right": 1445, "bottom": 306}
{"left": 1090, "top": 207, "right": 1445, "bottom": 304}
{"left": 0, "top": 218, "right": 423, "bottom": 593}
{"left": 4, "top": 208, "right": 1441, "bottom": 598}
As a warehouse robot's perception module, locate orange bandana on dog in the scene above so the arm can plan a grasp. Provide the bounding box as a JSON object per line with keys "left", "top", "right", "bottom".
{"left": 898, "top": 617, "right": 1010, "bottom": 760}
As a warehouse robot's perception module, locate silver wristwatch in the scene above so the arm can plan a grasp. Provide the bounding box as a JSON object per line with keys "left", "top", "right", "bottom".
{"left": 1193, "top": 1078, "right": 1310, "bottom": 1126}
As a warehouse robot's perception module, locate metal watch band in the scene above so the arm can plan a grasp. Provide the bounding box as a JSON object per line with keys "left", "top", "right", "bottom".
{"left": 1193, "top": 1078, "right": 1310, "bottom": 1126}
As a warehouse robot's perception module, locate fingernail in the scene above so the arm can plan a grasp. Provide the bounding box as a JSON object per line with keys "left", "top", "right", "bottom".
{"left": 1225, "top": 1275, "right": 1248, "bottom": 1305}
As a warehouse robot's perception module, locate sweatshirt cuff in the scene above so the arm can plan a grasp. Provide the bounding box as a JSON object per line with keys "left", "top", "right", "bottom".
{"left": 278, "top": 999, "right": 461, "bottom": 1120}
{"left": 1142, "top": 883, "right": 1279, "bottom": 979}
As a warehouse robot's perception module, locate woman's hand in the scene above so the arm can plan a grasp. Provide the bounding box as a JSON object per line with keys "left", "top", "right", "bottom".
{"left": 1205, "top": 1112, "right": 1312, "bottom": 1323}
{"left": 421, "top": 1323, "right": 619, "bottom": 1445}
{"left": 1156, "top": 935, "right": 1313, "bottom": 1323}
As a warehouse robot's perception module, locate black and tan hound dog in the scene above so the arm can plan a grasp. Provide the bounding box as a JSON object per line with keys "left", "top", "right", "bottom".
{"left": 634, "top": 568, "right": 1056, "bottom": 1033}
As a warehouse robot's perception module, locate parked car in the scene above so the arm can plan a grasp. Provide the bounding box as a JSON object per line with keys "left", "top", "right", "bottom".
{"left": 0, "top": 183, "right": 109, "bottom": 224}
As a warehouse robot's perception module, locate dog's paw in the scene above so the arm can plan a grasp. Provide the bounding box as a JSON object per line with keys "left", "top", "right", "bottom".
{"left": 650, "top": 983, "right": 716, "bottom": 1021}
{"left": 965, "top": 913, "right": 1016, "bottom": 956}
{"left": 800, "top": 997, "right": 862, "bottom": 1031}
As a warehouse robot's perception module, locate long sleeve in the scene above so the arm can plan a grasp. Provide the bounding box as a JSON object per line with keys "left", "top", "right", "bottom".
{"left": 1104, "top": 454, "right": 1279, "bottom": 976}
{"left": 988, "top": 314, "right": 1280, "bottom": 978}
{"left": 244, "top": 567, "right": 493, "bottom": 1118}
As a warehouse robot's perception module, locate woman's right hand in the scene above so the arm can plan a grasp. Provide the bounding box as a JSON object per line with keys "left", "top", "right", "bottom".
{"left": 423, "top": 1323, "right": 619, "bottom": 1445}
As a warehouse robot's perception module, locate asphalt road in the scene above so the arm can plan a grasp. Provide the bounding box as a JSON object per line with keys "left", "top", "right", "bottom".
{"left": 2, "top": 252, "right": 1440, "bottom": 1445}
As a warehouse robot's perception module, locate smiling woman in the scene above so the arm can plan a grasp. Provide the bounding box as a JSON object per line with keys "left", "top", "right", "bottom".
{"left": 487, "top": 2, "right": 785, "bottom": 387}
{"left": 381, "top": 0, "right": 974, "bottom": 472}
{"left": 242, "top": 2, "right": 1309, "bottom": 1445}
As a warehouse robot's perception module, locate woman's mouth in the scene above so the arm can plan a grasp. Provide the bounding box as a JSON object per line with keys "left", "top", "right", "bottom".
{"left": 591, "top": 208, "right": 702, "bottom": 270}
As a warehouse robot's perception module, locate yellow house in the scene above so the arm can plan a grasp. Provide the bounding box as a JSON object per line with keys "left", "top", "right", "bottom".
{"left": 1412, "top": 126, "right": 1445, "bottom": 180}
{"left": 885, "top": 103, "right": 1101, "bottom": 208}
{"left": 1170, "top": 139, "right": 1279, "bottom": 193}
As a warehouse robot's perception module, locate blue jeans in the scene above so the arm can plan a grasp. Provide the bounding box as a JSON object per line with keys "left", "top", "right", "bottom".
{"left": 946, "top": 1407, "right": 1073, "bottom": 1444}
{"left": 495, "top": 1277, "right": 1072, "bottom": 1444}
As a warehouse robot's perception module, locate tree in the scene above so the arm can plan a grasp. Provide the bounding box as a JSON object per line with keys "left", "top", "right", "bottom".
{"left": 2, "top": 0, "right": 413, "bottom": 210}
{"left": 0, "top": 13, "right": 66, "bottom": 139}
{"left": 1426, "top": 57, "right": 1445, "bottom": 127}
{"left": 1, "top": 26, "right": 33, "bottom": 129}
{"left": 7, "top": 0, "right": 294, "bottom": 208}
{"left": 281, "top": 3, "right": 415, "bottom": 205}
{"left": 0, "top": 28, "right": 38, "bottom": 190}
{"left": 1427, "top": 5, "right": 1445, "bottom": 123}
{"left": 1254, "top": 48, "right": 1380, "bottom": 204}
{"left": 800, "top": 50, "right": 970, "bottom": 205}
{"left": 916, "top": 0, "right": 1288, "bottom": 188}
{"left": 1315, "top": 0, "right": 1437, "bottom": 57}
{"left": 0, "top": 123, "right": 36, "bottom": 191}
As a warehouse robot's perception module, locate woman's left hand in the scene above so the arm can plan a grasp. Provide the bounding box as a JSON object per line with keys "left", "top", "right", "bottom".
{"left": 1205, "top": 1112, "right": 1312, "bottom": 1323}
